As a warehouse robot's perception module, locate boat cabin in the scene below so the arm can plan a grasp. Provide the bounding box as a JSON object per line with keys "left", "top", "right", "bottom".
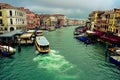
{"left": 20, "top": 33, "right": 34, "bottom": 45}
{"left": 36, "top": 30, "right": 43, "bottom": 36}
{"left": 35, "top": 36, "right": 50, "bottom": 53}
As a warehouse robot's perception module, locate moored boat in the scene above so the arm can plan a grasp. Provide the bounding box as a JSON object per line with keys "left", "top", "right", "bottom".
{"left": 109, "top": 56, "right": 120, "bottom": 66}
{"left": 20, "top": 33, "right": 35, "bottom": 45}
{"left": 35, "top": 36, "right": 50, "bottom": 53}
{"left": 36, "top": 30, "right": 43, "bottom": 36}
{"left": 74, "top": 33, "right": 85, "bottom": 39}
{"left": 0, "top": 45, "right": 16, "bottom": 56}
{"left": 48, "top": 26, "right": 56, "bottom": 31}
{"left": 78, "top": 36, "right": 93, "bottom": 44}
{"left": 27, "top": 30, "right": 36, "bottom": 38}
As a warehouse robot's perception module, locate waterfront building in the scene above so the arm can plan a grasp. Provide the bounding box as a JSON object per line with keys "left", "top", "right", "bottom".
{"left": 52, "top": 14, "right": 68, "bottom": 27}
{"left": 26, "top": 13, "right": 36, "bottom": 29}
{"left": 49, "top": 16, "right": 57, "bottom": 27}
{"left": 67, "top": 18, "right": 86, "bottom": 26}
{"left": 67, "top": 19, "right": 74, "bottom": 26}
{"left": 35, "top": 14, "right": 40, "bottom": 29}
{"left": 17, "top": 7, "right": 40, "bottom": 30}
{"left": 89, "top": 11, "right": 105, "bottom": 31}
{"left": 39, "top": 14, "right": 51, "bottom": 29}
{"left": 38, "top": 14, "right": 67, "bottom": 29}
{"left": 88, "top": 9, "right": 120, "bottom": 46}
{"left": 0, "top": 3, "right": 26, "bottom": 33}
{"left": 88, "top": 11, "right": 97, "bottom": 25}
{"left": 108, "top": 8, "right": 120, "bottom": 36}
{"left": 88, "top": 9, "right": 120, "bottom": 37}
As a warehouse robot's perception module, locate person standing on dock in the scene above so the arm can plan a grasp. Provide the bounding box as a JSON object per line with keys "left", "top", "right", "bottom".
{"left": 113, "top": 45, "right": 117, "bottom": 56}
{"left": 105, "top": 42, "right": 108, "bottom": 58}
{"left": 18, "top": 38, "right": 21, "bottom": 52}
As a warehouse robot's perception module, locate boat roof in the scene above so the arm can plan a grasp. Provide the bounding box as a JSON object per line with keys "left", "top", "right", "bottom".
{"left": 20, "top": 33, "right": 33, "bottom": 39}
{"left": 37, "top": 30, "right": 43, "bottom": 33}
{"left": 27, "top": 30, "right": 35, "bottom": 33}
{"left": 0, "top": 30, "right": 23, "bottom": 38}
{"left": 86, "top": 30, "right": 96, "bottom": 34}
{"left": 36, "top": 36, "right": 49, "bottom": 45}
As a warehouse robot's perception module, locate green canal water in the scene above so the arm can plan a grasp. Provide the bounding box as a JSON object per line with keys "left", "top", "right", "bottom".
{"left": 0, "top": 26, "right": 120, "bottom": 80}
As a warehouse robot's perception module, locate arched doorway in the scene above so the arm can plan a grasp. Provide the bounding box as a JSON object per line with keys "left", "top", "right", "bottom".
{"left": 10, "top": 27, "right": 14, "bottom": 31}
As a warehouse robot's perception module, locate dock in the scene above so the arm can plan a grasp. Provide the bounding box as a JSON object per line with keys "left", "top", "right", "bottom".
{"left": 0, "top": 30, "right": 23, "bottom": 45}
{"left": 20, "top": 33, "right": 35, "bottom": 45}
{"left": 108, "top": 47, "right": 120, "bottom": 55}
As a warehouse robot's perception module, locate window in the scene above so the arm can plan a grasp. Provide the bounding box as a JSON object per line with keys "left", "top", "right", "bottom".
{"left": 15, "top": 11, "right": 16, "bottom": 16}
{"left": 10, "top": 19, "right": 13, "bottom": 24}
{"left": 0, "top": 6, "right": 2, "bottom": 9}
{"left": 9, "top": 10, "right": 12, "bottom": 16}
{"left": 0, "top": 11, "right": 2, "bottom": 16}
{"left": 116, "top": 29, "right": 118, "bottom": 33}
{"left": 0, "top": 19, "right": 3, "bottom": 24}
{"left": 22, "top": 20, "right": 24, "bottom": 24}
{"left": 4, "top": 27, "right": 7, "bottom": 31}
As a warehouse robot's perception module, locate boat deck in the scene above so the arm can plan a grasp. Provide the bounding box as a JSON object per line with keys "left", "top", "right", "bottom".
{"left": 36, "top": 30, "right": 43, "bottom": 36}
{"left": 109, "top": 56, "right": 120, "bottom": 66}
{"left": 20, "top": 33, "right": 33, "bottom": 39}
{"left": 111, "top": 56, "right": 120, "bottom": 61}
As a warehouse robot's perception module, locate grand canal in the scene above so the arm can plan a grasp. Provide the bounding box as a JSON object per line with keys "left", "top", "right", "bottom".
{"left": 0, "top": 26, "right": 120, "bottom": 80}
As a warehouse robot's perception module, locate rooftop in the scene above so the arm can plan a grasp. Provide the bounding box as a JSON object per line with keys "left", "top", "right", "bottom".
{"left": 0, "top": 30, "right": 23, "bottom": 38}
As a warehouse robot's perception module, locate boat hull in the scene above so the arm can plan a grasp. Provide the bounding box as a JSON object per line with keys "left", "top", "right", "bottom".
{"left": 109, "top": 56, "right": 120, "bottom": 66}
{"left": 35, "top": 41, "right": 50, "bottom": 53}
{"left": 0, "top": 46, "right": 16, "bottom": 56}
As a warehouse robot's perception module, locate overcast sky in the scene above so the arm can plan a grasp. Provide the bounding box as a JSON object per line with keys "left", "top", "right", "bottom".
{"left": 0, "top": 0, "right": 120, "bottom": 19}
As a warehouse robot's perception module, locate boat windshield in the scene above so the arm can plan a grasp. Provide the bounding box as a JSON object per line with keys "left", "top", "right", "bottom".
{"left": 40, "top": 45, "right": 49, "bottom": 50}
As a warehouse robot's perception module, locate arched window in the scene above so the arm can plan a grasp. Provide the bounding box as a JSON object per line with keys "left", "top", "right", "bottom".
{"left": 4, "top": 27, "right": 7, "bottom": 31}
{"left": 10, "top": 19, "right": 13, "bottom": 24}
{"left": 9, "top": 10, "right": 12, "bottom": 16}
{"left": 10, "top": 27, "right": 14, "bottom": 31}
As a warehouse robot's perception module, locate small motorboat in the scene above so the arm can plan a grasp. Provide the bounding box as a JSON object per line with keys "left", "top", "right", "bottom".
{"left": 0, "top": 45, "right": 16, "bottom": 56}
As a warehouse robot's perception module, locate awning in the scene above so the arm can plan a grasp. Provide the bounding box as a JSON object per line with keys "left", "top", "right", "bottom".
{"left": 0, "top": 30, "right": 23, "bottom": 38}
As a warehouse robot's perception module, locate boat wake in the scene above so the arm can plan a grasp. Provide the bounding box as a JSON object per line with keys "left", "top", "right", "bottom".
{"left": 33, "top": 50, "right": 79, "bottom": 79}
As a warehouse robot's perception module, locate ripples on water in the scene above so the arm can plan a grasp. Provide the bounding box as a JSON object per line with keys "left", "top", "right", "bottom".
{"left": 1, "top": 27, "right": 120, "bottom": 80}
{"left": 33, "top": 50, "right": 79, "bottom": 80}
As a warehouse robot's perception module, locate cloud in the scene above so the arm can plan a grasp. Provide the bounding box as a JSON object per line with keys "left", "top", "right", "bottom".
{"left": 23, "top": 0, "right": 115, "bottom": 18}
{"left": 0, "top": 0, "right": 117, "bottom": 18}
{"left": 33, "top": 0, "right": 114, "bottom": 10}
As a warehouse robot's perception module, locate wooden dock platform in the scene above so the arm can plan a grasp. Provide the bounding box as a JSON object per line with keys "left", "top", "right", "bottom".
{"left": 108, "top": 47, "right": 120, "bottom": 55}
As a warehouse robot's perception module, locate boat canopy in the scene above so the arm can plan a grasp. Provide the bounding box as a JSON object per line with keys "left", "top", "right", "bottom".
{"left": 20, "top": 33, "right": 33, "bottom": 39}
{"left": 37, "top": 30, "right": 43, "bottom": 33}
{"left": 36, "top": 36, "right": 49, "bottom": 46}
{"left": 27, "top": 30, "right": 35, "bottom": 33}
{"left": 0, "top": 30, "right": 23, "bottom": 38}
{"left": 86, "top": 30, "right": 96, "bottom": 34}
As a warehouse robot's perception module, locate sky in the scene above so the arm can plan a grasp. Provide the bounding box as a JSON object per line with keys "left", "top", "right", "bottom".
{"left": 0, "top": 0, "right": 120, "bottom": 19}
